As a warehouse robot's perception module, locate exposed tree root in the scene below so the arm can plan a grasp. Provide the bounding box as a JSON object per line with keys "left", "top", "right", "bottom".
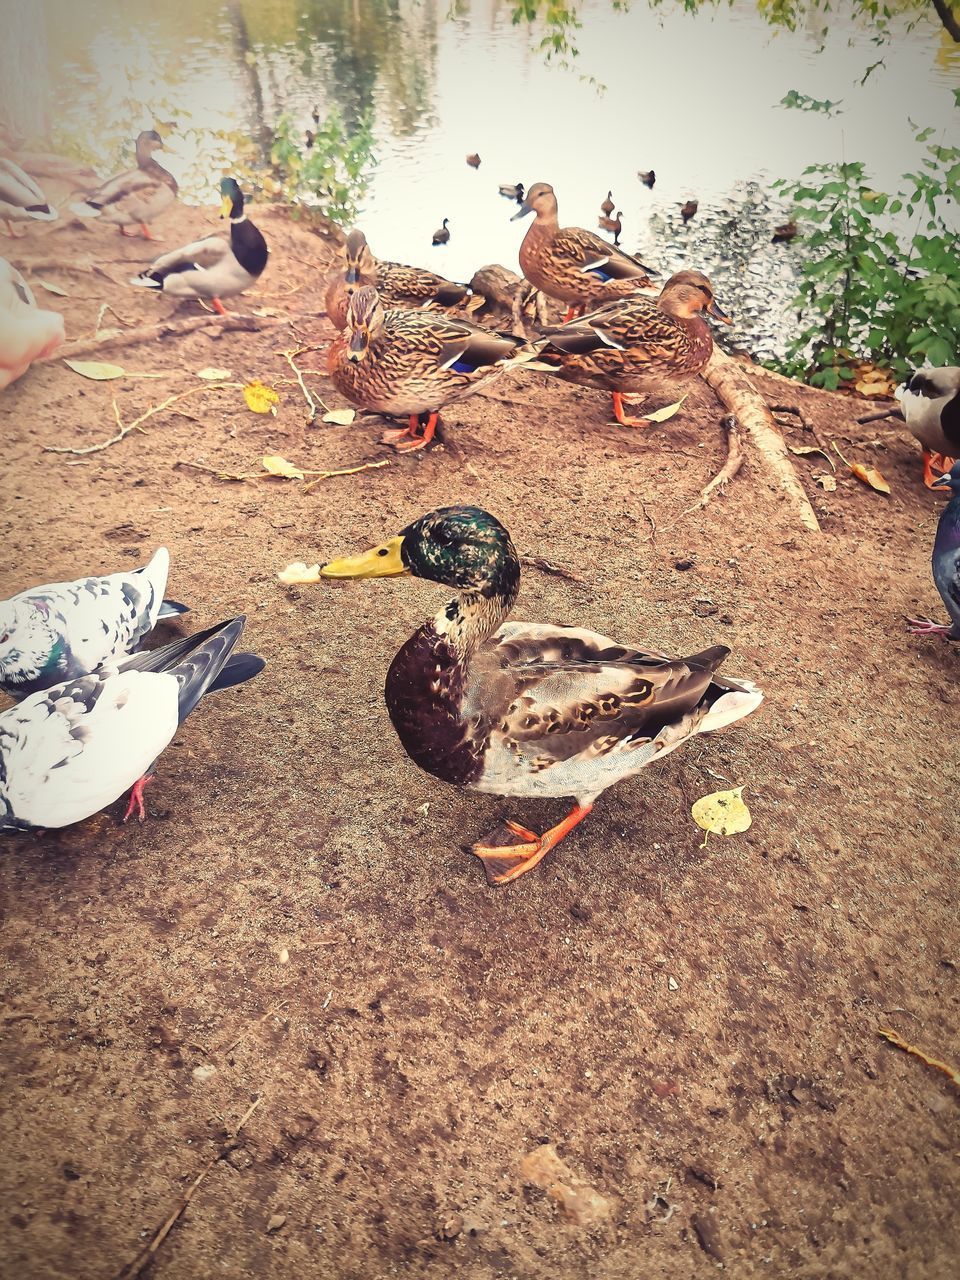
{"left": 700, "top": 347, "right": 821, "bottom": 535}
{"left": 36, "top": 313, "right": 283, "bottom": 364}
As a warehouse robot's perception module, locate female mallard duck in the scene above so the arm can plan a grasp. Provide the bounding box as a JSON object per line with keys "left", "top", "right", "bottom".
{"left": 70, "top": 129, "right": 177, "bottom": 239}
{"left": 0, "top": 256, "right": 64, "bottom": 389}
{"left": 537, "top": 270, "right": 730, "bottom": 427}
{"left": 899, "top": 365, "right": 959, "bottom": 488}
{"left": 598, "top": 210, "right": 623, "bottom": 244}
{"left": 327, "top": 285, "right": 535, "bottom": 451}
{"left": 600, "top": 190, "right": 615, "bottom": 217}
{"left": 324, "top": 229, "right": 469, "bottom": 331}
{"left": 310, "top": 506, "right": 762, "bottom": 885}
{"left": 0, "top": 157, "right": 57, "bottom": 236}
{"left": 512, "top": 181, "right": 658, "bottom": 321}
{"left": 130, "top": 178, "right": 267, "bottom": 314}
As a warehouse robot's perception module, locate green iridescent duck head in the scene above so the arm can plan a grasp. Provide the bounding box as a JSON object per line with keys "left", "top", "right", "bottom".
{"left": 320, "top": 506, "right": 520, "bottom": 599}
{"left": 344, "top": 285, "right": 386, "bottom": 362}
{"left": 219, "top": 176, "right": 245, "bottom": 221}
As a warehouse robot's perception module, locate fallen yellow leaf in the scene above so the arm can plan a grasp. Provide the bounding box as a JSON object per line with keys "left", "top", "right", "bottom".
{"left": 692, "top": 786, "right": 752, "bottom": 846}
{"left": 322, "top": 407, "right": 356, "bottom": 425}
{"left": 243, "top": 379, "right": 280, "bottom": 414}
{"left": 832, "top": 443, "right": 891, "bottom": 495}
{"left": 278, "top": 561, "right": 323, "bottom": 585}
{"left": 644, "top": 395, "right": 688, "bottom": 424}
{"left": 63, "top": 359, "right": 127, "bottom": 380}
{"left": 262, "top": 455, "right": 304, "bottom": 480}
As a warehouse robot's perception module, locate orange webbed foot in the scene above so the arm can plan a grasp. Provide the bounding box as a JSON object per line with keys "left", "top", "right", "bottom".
{"left": 470, "top": 803, "right": 594, "bottom": 886}
{"left": 923, "top": 450, "right": 956, "bottom": 488}
{"left": 611, "top": 392, "right": 652, "bottom": 428}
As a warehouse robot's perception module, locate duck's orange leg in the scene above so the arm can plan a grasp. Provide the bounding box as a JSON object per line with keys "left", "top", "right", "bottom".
{"left": 383, "top": 412, "right": 440, "bottom": 452}
{"left": 4, "top": 220, "right": 21, "bottom": 237}
{"left": 119, "top": 225, "right": 132, "bottom": 236}
{"left": 612, "top": 392, "right": 653, "bottom": 428}
{"left": 923, "top": 449, "right": 956, "bottom": 489}
{"left": 471, "top": 802, "right": 594, "bottom": 886}
{"left": 139, "top": 222, "right": 159, "bottom": 240}
{"left": 561, "top": 305, "right": 584, "bottom": 323}
{"left": 210, "top": 297, "right": 227, "bottom": 316}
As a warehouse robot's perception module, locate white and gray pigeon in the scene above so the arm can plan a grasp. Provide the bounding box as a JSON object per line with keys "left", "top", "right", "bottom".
{"left": 0, "top": 547, "right": 188, "bottom": 700}
{"left": 0, "top": 615, "right": 264, "bottom": 833}
{"left": 907, "top": 460, "right": 960, "bottom": 641}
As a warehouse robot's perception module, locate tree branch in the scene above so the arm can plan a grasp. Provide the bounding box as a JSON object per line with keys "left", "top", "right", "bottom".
{"left": 931, "top": 0, "right": 960, "bottom": 42}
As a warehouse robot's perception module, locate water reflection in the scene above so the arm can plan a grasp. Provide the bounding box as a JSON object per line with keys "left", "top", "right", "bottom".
{"left": 42, "top": 0, "right": 959, "bottom": 355}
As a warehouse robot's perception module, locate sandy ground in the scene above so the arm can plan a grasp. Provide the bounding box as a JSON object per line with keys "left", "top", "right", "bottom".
{"left": 1, "top": 202, "right": 958, "bottom": 1280}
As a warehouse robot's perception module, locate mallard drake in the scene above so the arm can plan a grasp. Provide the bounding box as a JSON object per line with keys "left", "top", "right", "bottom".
{"left": 536, "top": 269, "right": 730, "bottom": 426}
{"left": 0, "top": 547, "right": 187, "bottom": 700}
{"left": 512, "top": 181, "right": 658, "bottom": 321}
{"left": 130, "top": 178, "right": 267, "bottom": 313}
{"left": 598, "top": 210, "right": 623, "bottom": 243}
{"left": 432, "top": 218, "right": 451, "bottom": 245}
{"left": 0, "top": 157, "right": 57, "bottom": 235}
{"left": 324, "top": 228, "right": 469, "bottom": 331}
{"left": 907, "top": 461, "right": 960, "bottom": 640}
{"left": 327, "top": 285, "right": 536, "bottom": 451}
{"left": 600, "top": 190, "right": 615, "bottom": 217}
{"left": 466, "top": 153, "right": 481, "bottom": 169}
{"left": 899, "top": 366, "right": 959, "bottom": 488}
{"left": 0, "top": 256, "right": 64, "bottom": 389}
{"left": 680, "top": 199, "right": 699, "bottom": 224}
{"left": 499, "top": 182, "right": 524, "bottom": 202}
{"left": 638, "top": 170, "right": 656, "bottom": 189}
{"left": 312, "top": 506, "right": 762, "bottom": 885}
{"left": 70, "top": 129, "right": 177, "bottom": 239}
{"left": 0, "top": 617, "right": 263, "bottom": 832}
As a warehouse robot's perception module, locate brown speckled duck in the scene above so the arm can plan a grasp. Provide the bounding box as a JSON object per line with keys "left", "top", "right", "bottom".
{"left": 537, "top": 270, "right": 730, "bottom": 426}
{"left": 326, "top": 285, "right": 535, "bottom": 451}
{"left": 311, "top": 506, "right": 763, "bottom": 885}
{"left": 324, "top": 229, "right": 469, "bottom": 331}
{"left": 70, "top": 130, "right": 177, "bottom": 239}
{"left": 513, "top": 181, "right": 658, "bottom": 321}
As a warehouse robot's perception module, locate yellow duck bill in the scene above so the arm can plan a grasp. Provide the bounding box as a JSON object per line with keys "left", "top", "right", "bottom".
{"left": 320, "top": 535, "right": 408, "bottom": 579}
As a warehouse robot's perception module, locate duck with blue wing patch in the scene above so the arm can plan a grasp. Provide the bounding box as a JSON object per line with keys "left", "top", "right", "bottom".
{"left": 0, "top": 616, "right": 264, "bottom": 833}
{"left": 327, "top": 285, "right": 540, "bottom": 452}
{"left": 0, "top": 547, "right": 188, "bottom": 700}
{"left": 310, "top": 506, "right": 763, "bottom": 885}
{"left": 513, "top": 181, "right": 659, "bottom": 322}
{"left": 131, "top": 178, "right": 267, "bottom": 314}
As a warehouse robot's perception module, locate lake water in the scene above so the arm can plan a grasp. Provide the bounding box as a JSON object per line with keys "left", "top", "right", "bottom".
{"left": 45, "top": 0, "right": 960, "bottom": 357}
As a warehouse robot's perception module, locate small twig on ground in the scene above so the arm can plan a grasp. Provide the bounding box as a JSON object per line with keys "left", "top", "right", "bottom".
{"left": 648, "top": 417, "right": 744, "bottom": 540}
{"left": 857, "top": 407, "right": 902, "bottom": 425}
{"left": 520, "top": 555, "right": 586, "bottom": 583}
{"left": 770, "top": 402, "right": 833, "bottom": 458}
{"left": 44, "top": 383, "right": 238, "bottom": 456}
{"left": 878, "top": 1026, "right": 960, "bottom": 1087}
{"left": 36, "top": 313, "right": 282, "bottom": 364}
{"left": 114, "top": 1095, "right": 264, "bottom": 1280}
{"left": 174, "top": 460, "right": 249, "bottom": 481}
{"left": 303, "top": 459, "right": 390, "bottom": 493}
{"left": 281, "top": 347, "right": 326, "bottom": 424}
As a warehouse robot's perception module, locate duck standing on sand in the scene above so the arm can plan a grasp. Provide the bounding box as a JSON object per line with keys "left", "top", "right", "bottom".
{"left": 324, "top": 229, "right": 469, "bottom": 330}
{"left": 305, "top": 506, "right": 762, "bottom": 885}
{"left": 536, "top": 270, "right": 730, "bottom": 427}
{"left": 907, "top": 460, "right": 960, "bottom": 640}
{"left": 512, "top": 181, "right": 658, "bottom": 321}
{"left": 130, "top": 178, "right": 267, "bottom": 314}
{"left": 327, "top": 285, "right": 537, "bottom": 452}
{"left": 0, "top": 256, "right": 64, "bottom": 388}
{"left": 70, "top": 129, "right": 177, "bottom": 240}
{"left": 899, "top": 365, "right": 960, "bottom": 489}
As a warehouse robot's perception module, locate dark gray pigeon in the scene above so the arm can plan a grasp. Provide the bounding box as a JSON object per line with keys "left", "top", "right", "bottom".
{"left": 0, "top": 616, "right": 264, "bottom": 832}
{"left": 907, "top": 459, "right": 960, "bottom": 640}
{"left": 0, "top": 547, "right": 188, "bottom": 700}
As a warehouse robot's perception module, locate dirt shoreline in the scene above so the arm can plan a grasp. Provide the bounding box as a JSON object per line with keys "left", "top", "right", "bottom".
{"left": 1, "top": 202, "right": 957, "bottom": 1280}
